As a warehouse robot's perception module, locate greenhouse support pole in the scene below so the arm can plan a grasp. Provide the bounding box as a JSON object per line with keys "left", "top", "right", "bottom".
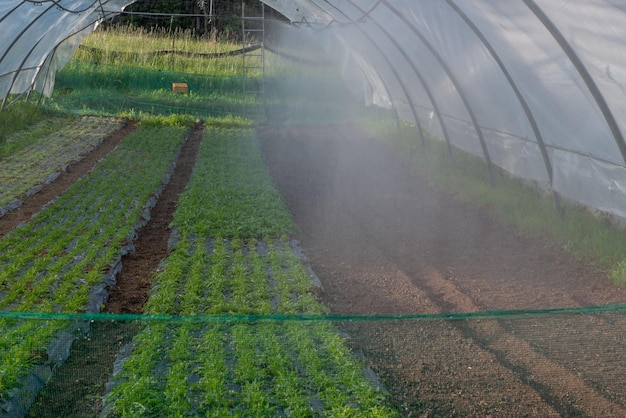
{"left": 523, "top": 0, "right": 626, "bottom": 165}
{"left": 349, "top": 18, "right": 449, "bottom": 154}
{"left": 381, "top": 1, "right": 496, "bottom": 187}
{"left": 349, "top": 49, "right": 401, "bottom": 130}
{"left": 312, "top": 0, "right": 450, "bottom": 156}
{"left": 0, "top": 1, "right": 56, "bottom": 109}
{"left": 2, "top": 36, "right": 47, "bottom": 110}
{"left": 37, "top": 46, "right": 59, "bottom": 107}
{"left": 335, "top": 24, "right": 427, "bottom": 146}
{"left": 446, "top": 0, "right": 562, "bottom": 215}
{"left": 347, "top": 27, "right": 428, "bottom": 147}
{"left": 0, "top": 2, "right": 21, "bottom": 26}
{"left": 304, "top": 0, "right": 429, "bottom": 145}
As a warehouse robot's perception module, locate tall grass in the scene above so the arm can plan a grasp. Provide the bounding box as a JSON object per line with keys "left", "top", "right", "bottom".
{"left": 369, "top": 120, "right": 626, "bottom": 285}
{"left": 46, "top": 24, "right": 264, "bottom": 119}
{"left": 75, "top": 25, "right": 244, "bottom": 75}
{"left": 0, "top": 102, "right": 67, "bottom": 157}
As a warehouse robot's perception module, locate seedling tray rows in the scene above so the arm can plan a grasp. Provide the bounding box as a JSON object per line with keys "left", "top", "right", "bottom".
{"left": 0, "top": 125, "right": 185, "bottom": 412}
{"left": 102, "top": 127, "right": 396, "bottom": 417}
{"left": 0, "top": 116, "right": 124, "bottom": 212}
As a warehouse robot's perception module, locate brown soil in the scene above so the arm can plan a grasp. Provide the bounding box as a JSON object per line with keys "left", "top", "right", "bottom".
{"left": 25, "top": 123, "right": 204, "bottom": 417}
{"left": 104, "top": 123, "right": 204, "bottom": 314}
{"left": 0, "top": 121, "right": 137, "bottom": 238}
{"left": 258, "top": 123, "right": 626, "bottom": 417}
{"left": 6, "top": 118, "right": 626, "bottom": 416}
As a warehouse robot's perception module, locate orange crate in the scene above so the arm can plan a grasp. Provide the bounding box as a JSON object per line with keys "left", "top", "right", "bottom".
{"left": 172, "top": 82, "right": 188, "bottom": 94}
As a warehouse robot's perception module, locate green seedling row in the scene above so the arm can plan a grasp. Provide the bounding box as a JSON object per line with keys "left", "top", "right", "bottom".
{"left": 173, "top": 127, "right": 293, "bottom": 238}
{"left": 0, "top": 116, "right": 124, "bottom": 208}
{"left": 0, "top": 126, "right": 185, "bottom": 396}
{"left": 108, "top": 241, "right": 395, "bottom": 417}
{"left": 104, "top": 128, "right": 396, "bottom": 416}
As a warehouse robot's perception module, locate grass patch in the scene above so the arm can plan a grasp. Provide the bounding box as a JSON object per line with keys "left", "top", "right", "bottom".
{"left": 42, "top": 24, "right": 262, "bottom": 120}
{"left": 76, "top": 25, "right": 245, "bottom": 76}
{"left": 369, "top": 120, "right": 626, "bottom": 285}
{"left": 0, "top": 103, "right": 68, "bottom": 157}
{"left": 47, "top": 61, "right": 255, "bottom": 120}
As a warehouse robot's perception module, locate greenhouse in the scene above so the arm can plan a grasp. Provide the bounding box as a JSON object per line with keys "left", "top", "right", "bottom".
{"left": 1, "top": 0, "right": 626, "bottom": 416}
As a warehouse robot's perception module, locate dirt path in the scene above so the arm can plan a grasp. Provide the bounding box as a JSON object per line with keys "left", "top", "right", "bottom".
{"left": 258, "top": 123, "right": 626, "bottom": 417}
{"left": 104, "top": 122, "right": 204, "bottom": 314}
{"left": 29, "top": 123, "right": 204, "bottom": 417}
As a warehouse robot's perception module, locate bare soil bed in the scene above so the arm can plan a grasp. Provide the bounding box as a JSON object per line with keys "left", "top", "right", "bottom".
{"left": 258, "top": 123, "right": 626, "bottom": 417}
{"left": 5, "top": 120, "right": 626, "bottom": 416}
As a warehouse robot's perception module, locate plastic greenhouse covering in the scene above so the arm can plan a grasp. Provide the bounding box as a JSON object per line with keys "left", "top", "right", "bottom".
{"left": 4, "top": 1, "right": 626, "bottom": 417}
{"left": 3, "top": 0, "right": 626, "bottom": 222}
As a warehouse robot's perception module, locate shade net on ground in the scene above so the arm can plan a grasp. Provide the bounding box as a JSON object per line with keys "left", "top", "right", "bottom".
{"left": 1, "top": 309, "right": 626, "bottom": 417}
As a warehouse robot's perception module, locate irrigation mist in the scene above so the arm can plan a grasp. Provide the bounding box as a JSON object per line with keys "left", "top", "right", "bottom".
{"left": 260, "top": 20, "right": 467, "bottom": 283}
{"left": 260, "top": 18, "right": 516, "bottom": 312}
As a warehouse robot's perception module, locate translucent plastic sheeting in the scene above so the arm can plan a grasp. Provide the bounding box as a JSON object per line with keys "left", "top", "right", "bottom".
{"left": 5, "top": 0, "right": 626, "bottom": 219}
{"left": 0, "top": 1, "right": 133, "bottom": 104}
{"left": 262, "top": 0, "right": 626, "bottom": 221}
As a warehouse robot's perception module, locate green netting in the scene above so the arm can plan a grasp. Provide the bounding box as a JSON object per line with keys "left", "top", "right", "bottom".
{"left": 46, "top": 61, "right": 256, "bottom": 120}
{"left": 35, "top": 23, "right": 367, "bottom": 125}
{"left": 44, "top": 59, "right": 365, "bottom": 124}
{"left": 2, "top": 307, "right": 626, "bottom": 417}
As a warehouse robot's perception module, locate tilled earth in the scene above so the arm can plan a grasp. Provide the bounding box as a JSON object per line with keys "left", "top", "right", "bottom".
{"left": 258, "top": 123, "right": 626, "bottom": 417}
{"left": 4, "top": 121, "right": 626, "bottom": 417}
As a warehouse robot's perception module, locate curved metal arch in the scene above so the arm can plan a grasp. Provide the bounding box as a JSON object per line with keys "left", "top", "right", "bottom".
{"left": 445, "top": 0, "right": 562, "bottom": 213}
{"left": 10, "top": 18, "right": 100, "bottom": 108}
{"left": 310, "top": 0, "right": 459, "bottom": 155}
{"left": 347, "top": 5, "right": 453, "bottom": 154}
{"left": 0, "top": 2, "right": 56, "bottom": 64}
{"left": 0, "top": 2, "right": 57, "bottom": 108}
{"left": 523, "top": 0, "right": 626, "bottom": 165}
{"left": 306, "top": 0, "right": 428, "bottom": 145}
{"left": 342, "top": 26, "right": 429, "bottom": 144}
{"left": 326, "top": 22, "right": 401, "bottom": 129}
{"left": 3, "top": 35, "right": 47, "bottom": 107}
{"left": 2, "top": 3, "right": 124, "bottom": 108}
{"left": 381, "top": 1, "right": 496, "bottom": 186}
{"left": 352, "top": 53, "right": 402, "bottom": 130}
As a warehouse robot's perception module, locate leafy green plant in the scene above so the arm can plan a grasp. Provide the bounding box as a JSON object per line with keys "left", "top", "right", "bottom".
{"left": 173, "top": 127, "right": 294, "bottom": 238}
{"left": 106, "top": 127, "right": 397, "bottom": 416}
{"left": 0, "top": 117, "right": 123, "bottom": 207}
{"left": 0, "top": 126, "right": 185, "bottom": 395}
